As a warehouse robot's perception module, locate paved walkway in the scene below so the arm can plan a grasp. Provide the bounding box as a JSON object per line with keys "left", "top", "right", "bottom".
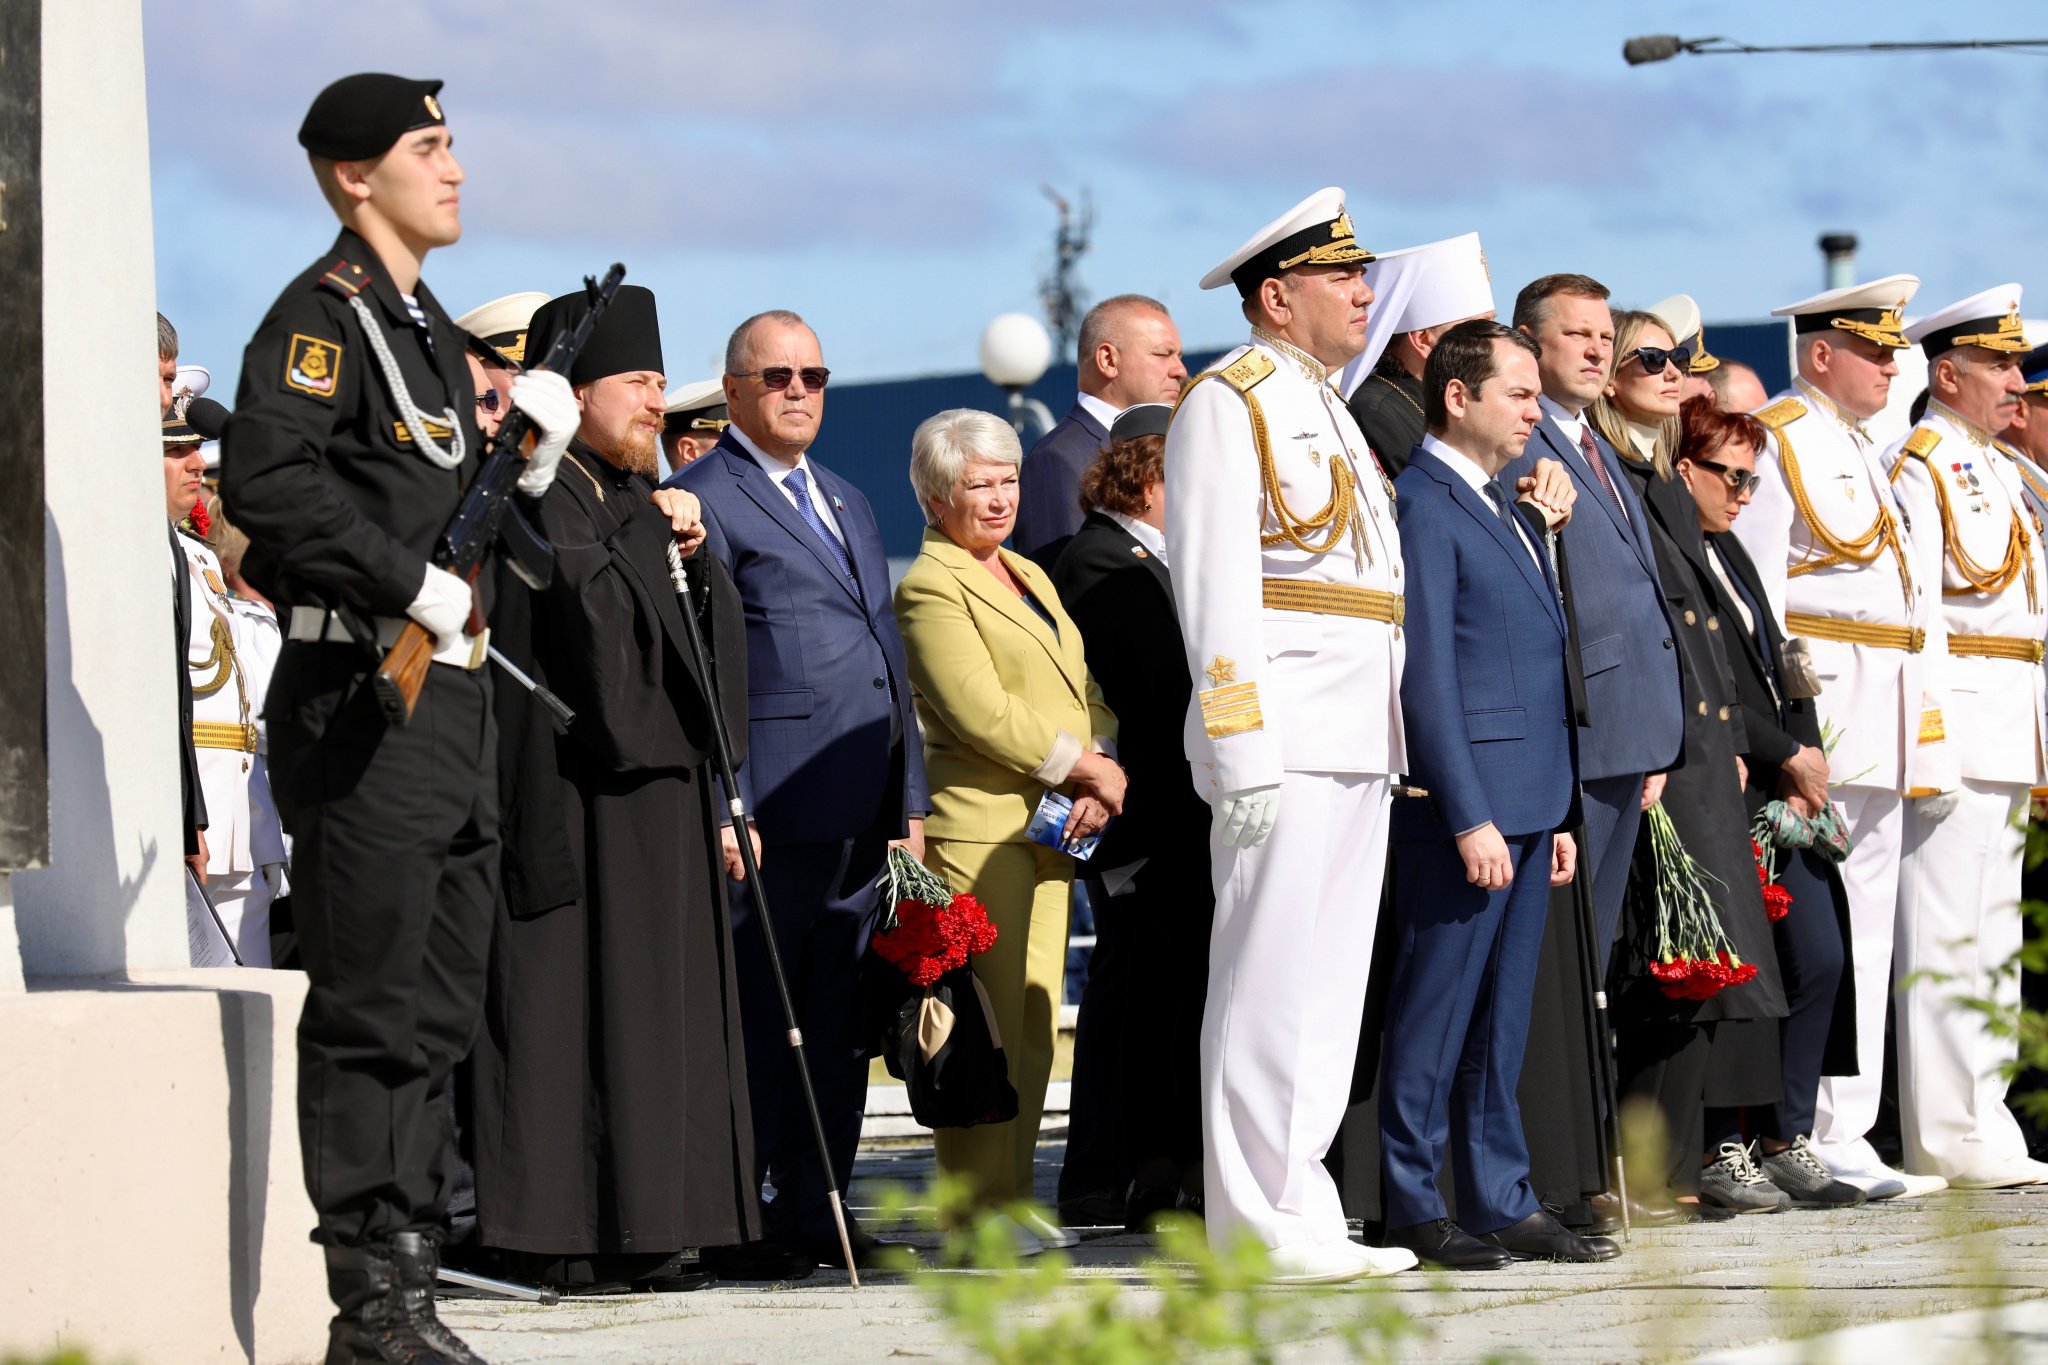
{"left": 441, "top": 1142, "right": 2048, "bottom": 1364}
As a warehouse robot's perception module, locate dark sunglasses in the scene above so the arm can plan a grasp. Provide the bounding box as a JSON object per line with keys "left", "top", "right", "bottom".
{"left": 1624, "top": 344, "right": 1694, "bottom": 376}
{"left": 732, "top": 366, "right": 831, "bottom": 393}
{"left": 475, "top": 389, "right": 501, "bottom": 413}
{"left": 1687, "top": 456, "right": 1760, "bottom": 496}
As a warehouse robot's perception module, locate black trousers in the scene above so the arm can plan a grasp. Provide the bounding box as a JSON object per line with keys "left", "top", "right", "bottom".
{"left": 730, "top": 832, "right": 886, "bottom": 1250}
{"left": 1061, "top": 858, "right": 1215, "bottom": 1205}
{"left": 1616, "top": 1020, "right": 1713, "bottom": 1196}
{"left": 268, "top": 646, "right": 499, "bottom": 1250}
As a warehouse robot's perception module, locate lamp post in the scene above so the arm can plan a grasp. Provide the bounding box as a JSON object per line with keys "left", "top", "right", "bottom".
{"left": 979, "top": 312, "right": 1057, "bottom": 444}
{"left": 1624, "top": 33, "right": 2048, "bottom": 64}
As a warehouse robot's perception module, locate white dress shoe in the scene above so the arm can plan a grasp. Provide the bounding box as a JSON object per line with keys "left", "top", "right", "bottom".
{"left": 1333, "top": 1239, "right": 1419, "bottom": 1277}
{"left": 1265, "top": 1242, "right": 1371, "bottom": 1285}
{"left": 984, "top": 1213, "right": 1046, "bottom": 1258}
{"left": 1836, "top": 1161, "right": 1946, "bottom": 1199}
{"left": 1017, "top": 1210, "right": 1079, "bottom": 1249}
{"left": 1947, "top": 1157, "right": 2048, "bottom": 1190}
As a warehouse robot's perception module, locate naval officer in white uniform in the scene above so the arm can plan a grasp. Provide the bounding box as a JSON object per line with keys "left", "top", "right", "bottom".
{"left": 1165, "top": 188, "right": 1416, "bottom": 1284}
{"left": 1888, "top": 286, "right": 2048, "bottom": 1189}
{"left": 1733, "top": 274, "right": 1946, "bottom": 1199}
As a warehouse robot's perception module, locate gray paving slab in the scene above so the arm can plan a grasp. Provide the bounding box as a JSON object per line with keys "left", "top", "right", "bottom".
{"left": 438, "top": 1140, "right": 2048, "bottom": 1363}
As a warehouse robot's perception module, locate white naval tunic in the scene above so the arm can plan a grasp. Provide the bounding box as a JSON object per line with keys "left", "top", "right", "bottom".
{"left": 1164, "top": 331, "right": 1403, "bottom": 1254}
{"left": 1732, "top": 380, "right": 1944, "bottom": 1168}
{"left": 1887, "top": 404, "right": 2047, "bottom": 1180}
{"left": 181, "top": 531, "right": 286, "bottom": 967}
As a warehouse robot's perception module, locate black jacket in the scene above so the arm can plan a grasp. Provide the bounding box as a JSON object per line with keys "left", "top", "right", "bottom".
{"left": 1345, "top": 366, "right": 1426, "bottom": 478}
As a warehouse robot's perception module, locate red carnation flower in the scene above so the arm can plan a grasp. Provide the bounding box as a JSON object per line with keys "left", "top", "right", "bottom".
{"left": 1762, "top": 884, "right": 1791, "bottom": 922}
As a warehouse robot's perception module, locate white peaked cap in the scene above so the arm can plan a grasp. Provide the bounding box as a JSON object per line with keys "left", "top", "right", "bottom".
{"left": 1198, "top": 186, "right": 1369, "bottom": 293}
{"left": 1338, "top": 232, "right": 1492, "bottom": 399}
{"left": 1906, "top": 283, "right": 2028, "bottom": 355}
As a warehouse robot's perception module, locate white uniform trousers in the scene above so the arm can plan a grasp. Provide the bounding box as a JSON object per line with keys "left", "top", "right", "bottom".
{"left": 186, "top": 863, "right": 280, "bottom": 969}
{"left": 1812, "top": 786, "right": 1904, "bottom": 1168}
{"left": 1897, "top": 779, "right": 2029, "bottom": 1178}
{"left": 1201, "top": 770, "right": 1388, "bottom": 1254}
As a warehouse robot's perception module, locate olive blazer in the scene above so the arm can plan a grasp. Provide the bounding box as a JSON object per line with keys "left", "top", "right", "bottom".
{"left": 894, "top": 527, "right": 1117, "bottom": 844}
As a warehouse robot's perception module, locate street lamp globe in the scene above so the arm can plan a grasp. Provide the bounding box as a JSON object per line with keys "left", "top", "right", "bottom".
{"left": 979, "top": 312, "right": 1053, "bottom": 389}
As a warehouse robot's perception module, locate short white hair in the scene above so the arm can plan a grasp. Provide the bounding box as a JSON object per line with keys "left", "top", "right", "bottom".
{"left": 909, "top": 408, "right": 1021, "bottom": 523}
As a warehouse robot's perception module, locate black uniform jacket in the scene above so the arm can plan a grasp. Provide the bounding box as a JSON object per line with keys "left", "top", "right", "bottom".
{"left": 220, "top": 227, "right": 487, "bottom": 634}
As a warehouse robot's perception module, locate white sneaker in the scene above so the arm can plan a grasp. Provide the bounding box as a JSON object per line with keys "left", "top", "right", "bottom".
{"left": 984, "top": 1213, "right": 1046, "bottom": 1258}
{"left": 1948, "top": 1157, "right": 2048, "bottom": 1190}
{"left": 1017, "top": 1209, "right": 1079, "bottom": 1249}
{"left": 1266, "top": 1242, "right": 1371, "bottom": 1285}
{"left": 1332, "top": 1239, "right": 1419, "bottom": 1277}
{"left": 1834, "top": 1160, "right": 1947, "bottom": 1199}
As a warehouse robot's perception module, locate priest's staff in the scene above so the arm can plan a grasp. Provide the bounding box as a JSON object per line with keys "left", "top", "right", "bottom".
{"left": 1522, "top": 503, "right": 1631, "bottom": 1238}
{"left": 665, "top": 539, "right": 863, "bottom": 1287}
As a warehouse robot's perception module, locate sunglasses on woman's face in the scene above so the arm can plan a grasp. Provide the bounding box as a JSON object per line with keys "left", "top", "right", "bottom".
{"left": 1624, "top": 344, "right": 1694, "bottom": 376}
{"left": 475, "top": 389, "right": 502, "bottom": 413}
{"left": 1688, "top": 456, "right": 1760, "bottom": 496}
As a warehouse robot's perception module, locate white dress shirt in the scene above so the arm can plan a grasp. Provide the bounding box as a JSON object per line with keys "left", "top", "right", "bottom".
{"left": 1539, "top": 392, "right": 1590, "bottom": 449}
{"left": 1107, "top": 510, "right": 1168, "bottom": 566}
{"left": 1420, "top": 433, "right": 1542, "bottom": 574}
{"left": 1075, "top": 391, "right": 1121, "bottom": 435}
{"left": 728, "top": 424, "right": 847, "bottom": 544}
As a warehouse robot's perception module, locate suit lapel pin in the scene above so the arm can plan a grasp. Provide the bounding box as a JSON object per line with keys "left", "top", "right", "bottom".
{"left": 1132, "top": 546, "right": 1149, "bottom": 558}
{"left": 832, "top": 495, "right": 845, "bottom": 511}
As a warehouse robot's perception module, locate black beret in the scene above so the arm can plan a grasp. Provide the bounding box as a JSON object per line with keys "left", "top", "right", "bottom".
{"left": 525, "top": 285, "right": 664, "bottom": 387}
{"left": 187, "top": 397, "right": 231, "bottom": 442}
{"left": 298, "top": 73, "right": 446, "bottom": 160}
{"left": 1110, "top": 403, "right": 1172, "bottom": 444}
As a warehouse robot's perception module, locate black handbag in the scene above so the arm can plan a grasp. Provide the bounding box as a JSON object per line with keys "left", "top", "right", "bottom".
{"left": 878, "top": 961, "right": 1019, "bottom": 1130}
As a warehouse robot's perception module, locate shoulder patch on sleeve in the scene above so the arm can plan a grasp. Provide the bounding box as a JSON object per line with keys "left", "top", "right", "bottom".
{"left": 316, "top": 259, "right": 373, "bottom": 299}
{"left": 1219, "top": 351, "right": 1276, "bottom": 393}
{"left": 1902, "top": 427, "right": 1941, "bottom": 460}
{"left": 284, "top": 333, "right": 343, "bottom": 400}
{"left": 1755, "top": 397, "right": 1806, "bottom": 430}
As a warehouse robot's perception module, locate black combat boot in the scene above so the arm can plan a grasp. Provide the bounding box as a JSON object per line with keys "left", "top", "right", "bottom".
{"left": 323, "top": 1241, "right": 455, "bottom": 1365}
{"left": 392, "top": 1229, "right": 490, "bottom": 1365}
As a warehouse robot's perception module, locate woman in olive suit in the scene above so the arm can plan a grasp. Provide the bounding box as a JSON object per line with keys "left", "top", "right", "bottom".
{"left": 893, "top": 408, "right": 1125, "bottom": 1253}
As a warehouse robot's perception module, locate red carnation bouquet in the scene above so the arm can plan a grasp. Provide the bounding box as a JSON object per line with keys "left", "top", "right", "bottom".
{"left": 1752, "top": 838, "right": 1792, "bottom": 923}
{"left": 1645, "top": 805, "right": 1758, "bottom": 1001}
{"left": 871, "top": 846, "right": 998, "bottom": 988}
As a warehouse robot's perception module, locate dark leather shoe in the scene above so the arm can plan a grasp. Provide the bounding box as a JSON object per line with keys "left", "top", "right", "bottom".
{"left": 803, "top": 1228, "right": 918, "bottom": 1271}
{"left": 1630, "top": 1196, "right": 1736, "bottom": 1226}
{"left": 700, "top": 1241, "right": 817, "bottom": 1281}
{"left": 1058, "top": 1187, "right": 1129, "bottom": 1227}
{"left": 1125, "top": 1180, "right": 1183, "bottom": 1233}
{"left": 1385, "top": 1218, "right": 1512, "bottom": 1270}
{"left": 1479, "top": 1211, "right": 1622, "bottom": 1263}
{"left": 1581, "top": 1193, "right": 1624, "bottom": 1235}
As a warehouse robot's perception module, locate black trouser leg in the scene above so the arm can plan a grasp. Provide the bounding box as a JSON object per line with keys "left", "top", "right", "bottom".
{"left": 273, "top": 651, "right": 499, "bottom": 1254}
{"left": 1761, "top": 849, "right": 1846, "bottom": 1142}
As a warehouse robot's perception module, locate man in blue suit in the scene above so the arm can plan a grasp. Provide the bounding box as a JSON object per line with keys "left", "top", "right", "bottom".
{"left": 1013, "top": 294, "right": 1186, "bottom": 569}
{"left": 1502, "top": 274, "right": 1682, "bottom": 952}
{"left": 664, "top": 309, "right": 928, "bottom": 1271}
{"left": 1380, "top": 321, "right": 1615, "bottom": 1268}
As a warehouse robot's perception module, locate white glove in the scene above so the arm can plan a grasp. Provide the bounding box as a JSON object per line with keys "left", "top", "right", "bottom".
{"left": 1914, "top": 790, "right": 1960, "bottom": 823}
{"left": 406, "top": 564, "right": 473, "bottom": 647}
{"left": 1217, "top": 784, "right": 1280, "bottom": 848}
{"left": 510, "top": 370, "right": 579, "bottom": 496}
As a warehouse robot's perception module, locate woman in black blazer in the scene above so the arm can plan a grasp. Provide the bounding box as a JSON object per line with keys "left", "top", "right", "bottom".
{"left": 1048, "top": 405, "right": 1215, "bottom": 1231}
{"left": 1674, "top": 398, "right": 1865, "bottom": 1210}
{"left": 1593, "top": 317, "right": 1788, "bottom": 1221}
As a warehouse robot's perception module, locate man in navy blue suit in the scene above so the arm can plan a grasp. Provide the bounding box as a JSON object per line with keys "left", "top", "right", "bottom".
{"left": 1502, "top": 275, "right": 1682, "bottom": 952}
{"left": 1013, "top": 294, "right": 1186, "bottom": 568}
{"left": 664, "top": 310, "right": 929, "bottom": 1272}
{"left": 1379, "top": 321, "right": 1616, "bottom": 1268}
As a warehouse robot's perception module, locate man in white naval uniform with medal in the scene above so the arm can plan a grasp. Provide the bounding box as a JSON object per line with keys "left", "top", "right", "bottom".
{"left": 1734, "top": 274, "right": 1946, "bottom": 1199}
{"left": 168, "top": 405, "right": 288, "bottom": 966}
{"left": 1888, "top": 286, "right": 2048, "bottom": 1188}
{"left": 1165, "top": 188, "right": 1416, "bottom": 1284}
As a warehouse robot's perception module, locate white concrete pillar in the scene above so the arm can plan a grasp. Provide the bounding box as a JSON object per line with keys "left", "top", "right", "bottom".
{"left": 11, "top": 0, "right": 186, "bottom": 974}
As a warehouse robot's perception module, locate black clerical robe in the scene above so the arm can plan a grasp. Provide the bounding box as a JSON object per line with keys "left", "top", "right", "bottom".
{"left": 467, "top": 444, "right": 759, "bottom": 1255}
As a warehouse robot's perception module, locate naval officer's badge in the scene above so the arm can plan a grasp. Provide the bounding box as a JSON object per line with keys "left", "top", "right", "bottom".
{"left": 285, "top": 334, "right": 342, "bottom": 399}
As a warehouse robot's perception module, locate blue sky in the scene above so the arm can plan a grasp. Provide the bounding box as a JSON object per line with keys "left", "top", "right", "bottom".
{"left": 146, "top": 2, "right": 2048, "bottom": 396}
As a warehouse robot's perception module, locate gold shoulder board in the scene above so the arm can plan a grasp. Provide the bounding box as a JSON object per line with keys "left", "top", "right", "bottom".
{"left": 1755, "top": 397, "right": 1806, "bottom": 430}
{"left": 1219, "top": 351, "right": 1276, "bottom": 394}
{"left": 1902, "top": 427, "right": 1941, "bottom": 460}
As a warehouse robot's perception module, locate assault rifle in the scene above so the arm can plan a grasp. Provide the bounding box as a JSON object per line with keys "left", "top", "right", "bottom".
{"left": 374, "top": 263, "right": 626, "bottom": 723}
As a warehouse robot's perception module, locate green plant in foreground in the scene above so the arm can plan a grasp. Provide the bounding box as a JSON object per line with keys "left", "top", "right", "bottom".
{"left": 873, "top": 1176, "right": 1423, "bottom": 1364}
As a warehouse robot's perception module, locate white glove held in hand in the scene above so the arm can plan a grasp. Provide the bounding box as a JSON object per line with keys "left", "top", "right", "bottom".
{"left": 406, "top": 564, "right": 473, "bottom": 646}
{"left": 510, "top": 370, "right": 579, "bottom": 496}
{"left": 1217, "top": 784, "right": 1280, "bottom": 848}
{"left": 1914, "top": 790, "right": 1960, "bottom": 823}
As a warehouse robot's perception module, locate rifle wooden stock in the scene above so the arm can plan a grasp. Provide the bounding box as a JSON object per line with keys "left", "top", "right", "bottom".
{"left": 374, "top": 622, "right": 437, "bottom": 724}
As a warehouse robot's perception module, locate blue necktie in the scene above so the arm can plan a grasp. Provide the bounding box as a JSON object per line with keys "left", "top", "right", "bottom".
{"left": 784, "top": 466, "right": 860, "bottom": 596}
